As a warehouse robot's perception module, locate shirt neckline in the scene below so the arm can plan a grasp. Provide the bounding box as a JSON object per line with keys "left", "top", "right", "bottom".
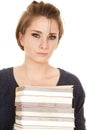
{"left": 10, "top": 67, "right": 64, "bottom": 87}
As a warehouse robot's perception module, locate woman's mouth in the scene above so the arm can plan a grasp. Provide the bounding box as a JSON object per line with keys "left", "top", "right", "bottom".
{"left": 36, "top": 52, "right": 48, "bottom": 57}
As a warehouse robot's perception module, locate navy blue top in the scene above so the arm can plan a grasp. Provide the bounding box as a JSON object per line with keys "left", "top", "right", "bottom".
{"left": 0, "top": 67, "right": 86, "bottom": 130}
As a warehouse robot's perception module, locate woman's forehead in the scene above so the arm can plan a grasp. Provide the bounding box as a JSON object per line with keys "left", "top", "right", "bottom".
{"left": 28, "top": 16, "right": 59, "bottom": 34}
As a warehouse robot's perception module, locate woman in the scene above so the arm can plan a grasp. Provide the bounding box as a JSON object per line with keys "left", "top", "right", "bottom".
{"left": 0, "top": 1, "right": 86, "bottom": 130}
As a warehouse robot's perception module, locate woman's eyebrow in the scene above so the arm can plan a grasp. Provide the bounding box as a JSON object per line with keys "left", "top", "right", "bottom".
{"left": 49, "top": 33, "right": 58, "bottom": 35}
{"left": 31, "top": 30, "right": 42, "bottom": 34}
{"left": 31, "top": 30, "right": 58, "bottom": 35}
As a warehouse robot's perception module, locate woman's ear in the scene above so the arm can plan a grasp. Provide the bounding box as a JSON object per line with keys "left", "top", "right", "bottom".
{"left": 19, "top": 32, "right": 24, "bottom": 46}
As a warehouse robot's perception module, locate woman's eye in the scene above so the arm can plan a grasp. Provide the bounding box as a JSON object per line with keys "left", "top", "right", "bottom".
{"left": 32, "top": 33, "right": 40, "bottom": 38}
{"left": 48, "top": 35, "right": 56, "bottom": 40}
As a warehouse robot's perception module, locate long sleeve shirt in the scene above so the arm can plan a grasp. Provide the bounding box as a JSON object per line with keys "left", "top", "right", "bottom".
{"left": 0, "top": 67, "right": 86, "bottom": 130}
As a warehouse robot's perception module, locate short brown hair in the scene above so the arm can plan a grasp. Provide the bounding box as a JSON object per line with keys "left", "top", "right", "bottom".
{"left": 16, "top": 1, "right": 64, "bottom": 50}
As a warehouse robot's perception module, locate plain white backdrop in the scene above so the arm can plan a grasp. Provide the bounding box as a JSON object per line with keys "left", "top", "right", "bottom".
{"left": 0, "top": 0, "right": 87, "bottom": 127}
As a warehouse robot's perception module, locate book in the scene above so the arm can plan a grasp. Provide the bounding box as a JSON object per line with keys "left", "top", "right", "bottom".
{"left": 16, "top": 85, "right": 73, "bottom": 98}
{"left": 15, "top": 115, "right": 74, "bottom": 127}
{"left": 13, "top": 123, "right": 74, "bottom": 130}
{"left": 16, "top": 105, "right": 74, "bottom": 118}
{"left": 15, "top": 95, "right": 73, "bottom": 104}
{"left": 14, "top": 85, "right": 74, "bottom": 130}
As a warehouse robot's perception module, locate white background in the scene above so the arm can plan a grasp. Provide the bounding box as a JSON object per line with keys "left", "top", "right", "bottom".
{"left": 0, "top": 0, "right": 87, "bottom": 127}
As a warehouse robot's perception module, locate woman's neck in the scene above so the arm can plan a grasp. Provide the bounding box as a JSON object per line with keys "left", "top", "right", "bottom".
{"left": 20, "top": 60, "right": 51, "bottom": 80}
{"left": 14, "top": 60, "right": 59, "bottom": 87}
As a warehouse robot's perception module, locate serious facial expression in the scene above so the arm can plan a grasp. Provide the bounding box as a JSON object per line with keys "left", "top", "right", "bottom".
{"left": 19, "top": 16, "right": 59, "bottom": 63}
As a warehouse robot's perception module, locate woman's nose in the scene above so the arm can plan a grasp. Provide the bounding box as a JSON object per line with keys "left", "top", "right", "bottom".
{"left": 39, "top": 38, "right": 48, "bottom": 49}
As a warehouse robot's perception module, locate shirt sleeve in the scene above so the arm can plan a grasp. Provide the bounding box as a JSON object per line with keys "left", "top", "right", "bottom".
{"left": 58, "top": 68, "right": 86, "bottom": 130}
{"left": 0, "top": 68, "right": 15, "bottom": 130}
{"left": 73, "top": 76, "right": 86, "bottom": 130}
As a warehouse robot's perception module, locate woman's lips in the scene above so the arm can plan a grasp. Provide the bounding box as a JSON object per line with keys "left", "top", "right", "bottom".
{"left": 36, "top": 52, "right": 48, "bottom": 56}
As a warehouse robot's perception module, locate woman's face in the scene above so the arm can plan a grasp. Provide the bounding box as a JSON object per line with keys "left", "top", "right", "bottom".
{"left": 19, "top": 16, "right": 59, "bottom": 63}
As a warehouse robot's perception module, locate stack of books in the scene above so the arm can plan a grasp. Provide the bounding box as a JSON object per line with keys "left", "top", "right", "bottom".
{"left": 13, "top": 85, "right": 74, "bottom": 130}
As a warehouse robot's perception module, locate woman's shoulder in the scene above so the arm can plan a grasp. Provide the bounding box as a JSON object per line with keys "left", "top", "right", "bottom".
{"left": 0, "top": 67, "right": 15, "bottom": 86}
{"left": 0, "top": 67, "right": 13, "bottom": 77}
{"left": 59, "top": 68, "right": 81, "bottom": 85}
{"left": 0, "top": 67, "right": 18, "bottom": 91}
{"left": 58, "top": 68, "right": 85, "bottom": 97}
{"left": 0, "top": 67, "right": 13, "bottom": 72}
